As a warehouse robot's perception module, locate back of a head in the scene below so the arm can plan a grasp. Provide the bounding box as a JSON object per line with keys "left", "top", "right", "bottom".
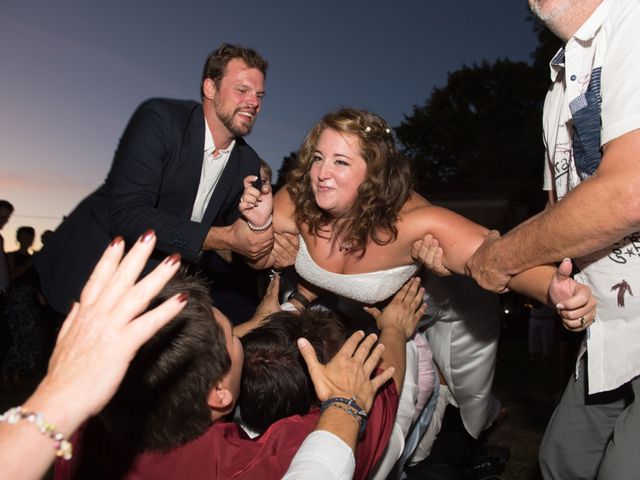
{"left": 239, "top": 310, "right": 347, "bottom": 434}
{"left": 16, "top": 226, "right": 35, "bottom": 246}
{"left": 0, "top": 200, "right": 14, "bottom": 212}
{"left": 99, "top": 271, "right": 231, "bottom": 453}
{"left": 0, "top": 200, "right": 14, "bottom": 229}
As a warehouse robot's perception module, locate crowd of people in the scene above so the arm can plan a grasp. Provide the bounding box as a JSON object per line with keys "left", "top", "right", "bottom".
{"left": 0, "top": 202, "right": 55, "bottom": 382}
{"left": 1, "top": 0, "right": 639, "bottom": 479}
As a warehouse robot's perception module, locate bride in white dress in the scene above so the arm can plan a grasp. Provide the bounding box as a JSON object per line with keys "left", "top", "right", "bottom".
{"left": 241, "top": 107, "right": 596, "bottom": 467}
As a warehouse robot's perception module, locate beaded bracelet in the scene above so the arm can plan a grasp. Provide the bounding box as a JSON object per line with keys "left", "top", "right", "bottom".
{"left": 247, "top": 214, "right": 273, "bottom": 232}
{"left": 287, "top": 289, "right": 312, "bottom": 311}
{"left": 320, "top": 396, "right": 368, "bottom": 439}
{"left": 0, "top": 406, "right": 73, "bottom": 460}
{"left": 321, "top": 396, "right": 367, "bottom": 418}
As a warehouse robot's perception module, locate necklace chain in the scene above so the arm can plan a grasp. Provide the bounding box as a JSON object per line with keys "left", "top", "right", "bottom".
{"left": 331, "top": 218, "right": 352, "bottom": 252}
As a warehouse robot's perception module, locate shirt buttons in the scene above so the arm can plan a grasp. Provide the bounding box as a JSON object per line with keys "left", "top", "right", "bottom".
{"left": 570, "top": 74, "right": 577, "bottom": 81}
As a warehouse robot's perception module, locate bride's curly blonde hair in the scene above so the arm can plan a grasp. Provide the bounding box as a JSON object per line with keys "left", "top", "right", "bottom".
{"left": 286, "top": 108, "right": 412, "bottom": 253}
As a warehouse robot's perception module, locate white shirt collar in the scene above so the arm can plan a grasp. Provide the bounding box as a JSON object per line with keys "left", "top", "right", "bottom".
{"left": 204, "top": 117, "right": 235, "bottom": 156}
{"left": 573, "top": 0, "right": 613, "bottom": 42}
{"left": 548, "top": 0, "right": 613, "bottom": 82}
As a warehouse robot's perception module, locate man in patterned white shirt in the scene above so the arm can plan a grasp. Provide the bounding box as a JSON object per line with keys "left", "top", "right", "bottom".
{"left": 466, "top": 0, "right": 640, "bottom": 478}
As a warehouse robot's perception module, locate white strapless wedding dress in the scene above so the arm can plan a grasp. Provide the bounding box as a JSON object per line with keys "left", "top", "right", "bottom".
{"left": 294, "top": 235, "right": 502, "bottom": 440}
{"left": 295, "top": 234, "right": 419, "bottom": 304}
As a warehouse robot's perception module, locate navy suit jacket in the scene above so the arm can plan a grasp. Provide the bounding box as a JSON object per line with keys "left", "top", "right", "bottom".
{"left": 34, "top": 98, "right": 261, "bottom": 314}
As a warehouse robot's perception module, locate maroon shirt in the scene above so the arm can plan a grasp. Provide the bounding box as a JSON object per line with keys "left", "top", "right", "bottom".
{"left": 56, "top": 381, "right": 398, "bottom": 480}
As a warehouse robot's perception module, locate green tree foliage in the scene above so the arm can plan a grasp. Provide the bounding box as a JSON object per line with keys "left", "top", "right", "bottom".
{"left": 396, "top": 59, "right": 546, "bottom": 196}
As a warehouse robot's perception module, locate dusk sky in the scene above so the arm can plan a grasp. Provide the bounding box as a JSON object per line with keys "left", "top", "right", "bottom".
{"left": 1, "top": 0, "right": 540, "bottom": 251}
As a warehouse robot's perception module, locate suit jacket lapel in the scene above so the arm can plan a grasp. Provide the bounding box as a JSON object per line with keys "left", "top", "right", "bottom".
{"left": 201, "top": 145, "right": 241, "bottom": 226}
{"left": 184, "top": 105, "right": 206, "bottom": 210}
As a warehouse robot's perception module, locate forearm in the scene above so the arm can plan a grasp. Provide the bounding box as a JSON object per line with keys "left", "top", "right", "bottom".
{"left": 203, "top": 225, "right": 234, "bottom": 251}
{"left": 110, "top": 206, "right": 209, "bottom": 262}
{"left": 315, "top": 407, "right": 359, "bottom": 452}
{"left": 377, "top": 326, "right": 406, "bottom": 392}
{"left": 233, "top": 319, "right": 260, "bottom": 338}
{"left": 0, "top": 381, "right": 87, "bottom": 480}
{"left": 507, "top": 265, "right": 556, "bottom": 305}
{"left": 494, "top": 170, "right": 640, "bottom": 277}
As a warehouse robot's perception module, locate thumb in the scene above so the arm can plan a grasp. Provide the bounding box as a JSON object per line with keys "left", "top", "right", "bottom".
{"left": 243, "top": 175, "right": 258, "bottom": 188}
{"left": 557, "top": 258, "right": 573, "bottom": 278}
{"left": 297, "top": 337, "right": 321, "bottom": 374}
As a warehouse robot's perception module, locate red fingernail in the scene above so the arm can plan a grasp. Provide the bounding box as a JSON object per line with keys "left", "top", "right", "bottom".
{"left": 140, "top": 229, "right": 155, "bottom": 243}
{"left": 110, "top": 236, "right": 123, "bottom": 247}
{"left": 163, "top": 253, "right": 181, "bottom": 266}
{"left": 177, "top": 293, "right": 189, "bottom": 303}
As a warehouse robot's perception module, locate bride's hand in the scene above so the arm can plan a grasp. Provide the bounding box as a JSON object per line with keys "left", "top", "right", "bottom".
{"left": 240, "top": 175, "right": 272, "bottom": 227}
{"left": 548, "top": 258, "right": 597, "bottom": 331}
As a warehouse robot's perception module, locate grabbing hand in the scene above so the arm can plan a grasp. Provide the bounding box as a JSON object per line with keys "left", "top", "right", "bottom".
{"left": 548, "top": 258, "right": 597, "bottom": 331}
{"left": 227, "top": 217, "right": 274, "bottom": 260}
{"left": 298, "top": 331, "right": 394, "bottom": 414}
{"left": 240, "top": 174, "right": 273, "bottom": 227}
{"left": 34, "top": 231, "right": 186, "bottom": 423}
{"left": 364, "top": 277, "right": 426, "bottom": 340}
{"left": 272, "top": 232, "right": 299, "bottom": 269}
{"left": 465, "top": 230, "right": 512, "bottom": 293}
{"left": 411, "top": 234, "right": 452, "bottom": 277}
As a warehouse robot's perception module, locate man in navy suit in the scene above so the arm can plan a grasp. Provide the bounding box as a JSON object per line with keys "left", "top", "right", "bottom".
{"left": 35, "top": 44, "right": 273, "bottom": 315}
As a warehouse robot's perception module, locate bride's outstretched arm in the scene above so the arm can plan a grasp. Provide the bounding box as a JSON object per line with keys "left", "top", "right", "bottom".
{"left": 408, "top": 205, "right": 596, "bottom": 325}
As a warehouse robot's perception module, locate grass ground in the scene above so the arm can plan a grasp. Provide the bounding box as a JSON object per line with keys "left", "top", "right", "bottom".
{"left": 488, "top": 319, "right": 581, "bottom": 480}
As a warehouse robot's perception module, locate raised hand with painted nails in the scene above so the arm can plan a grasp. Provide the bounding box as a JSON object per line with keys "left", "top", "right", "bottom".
{"left": 0, "top": 231, "right": 186, "bottom": 480}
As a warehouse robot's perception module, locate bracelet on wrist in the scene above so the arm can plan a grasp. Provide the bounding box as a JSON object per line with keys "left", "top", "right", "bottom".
{"left": 247, "top": 215, "right": 273, "bottom": 232}
{"left": 320, "top": 397, "right": 368, "bottom": 439}
{"left": 0, "top": 406, "right": 73, "bottom": 460}
{"left": 287, "top": 289, "right": 312, "bottom": 311}
{"left": 320, "top": 396, "right": 367, "bottom": 418}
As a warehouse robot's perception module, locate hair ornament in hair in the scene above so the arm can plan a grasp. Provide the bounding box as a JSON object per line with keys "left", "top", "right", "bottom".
{"left": 363, "top": 125, "right": 392, "bottom": 135}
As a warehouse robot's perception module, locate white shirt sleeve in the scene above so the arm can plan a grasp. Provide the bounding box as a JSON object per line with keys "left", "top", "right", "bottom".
{"left": 282, "top": 430, "right": 355, "bottom": 480}
{"left": 601, "top": 0, "right": 640, "bottom": 143}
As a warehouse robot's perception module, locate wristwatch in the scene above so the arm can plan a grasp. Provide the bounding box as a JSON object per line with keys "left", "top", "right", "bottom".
{"left": 287, "top": 289, "right": 311, "bottom": 310}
